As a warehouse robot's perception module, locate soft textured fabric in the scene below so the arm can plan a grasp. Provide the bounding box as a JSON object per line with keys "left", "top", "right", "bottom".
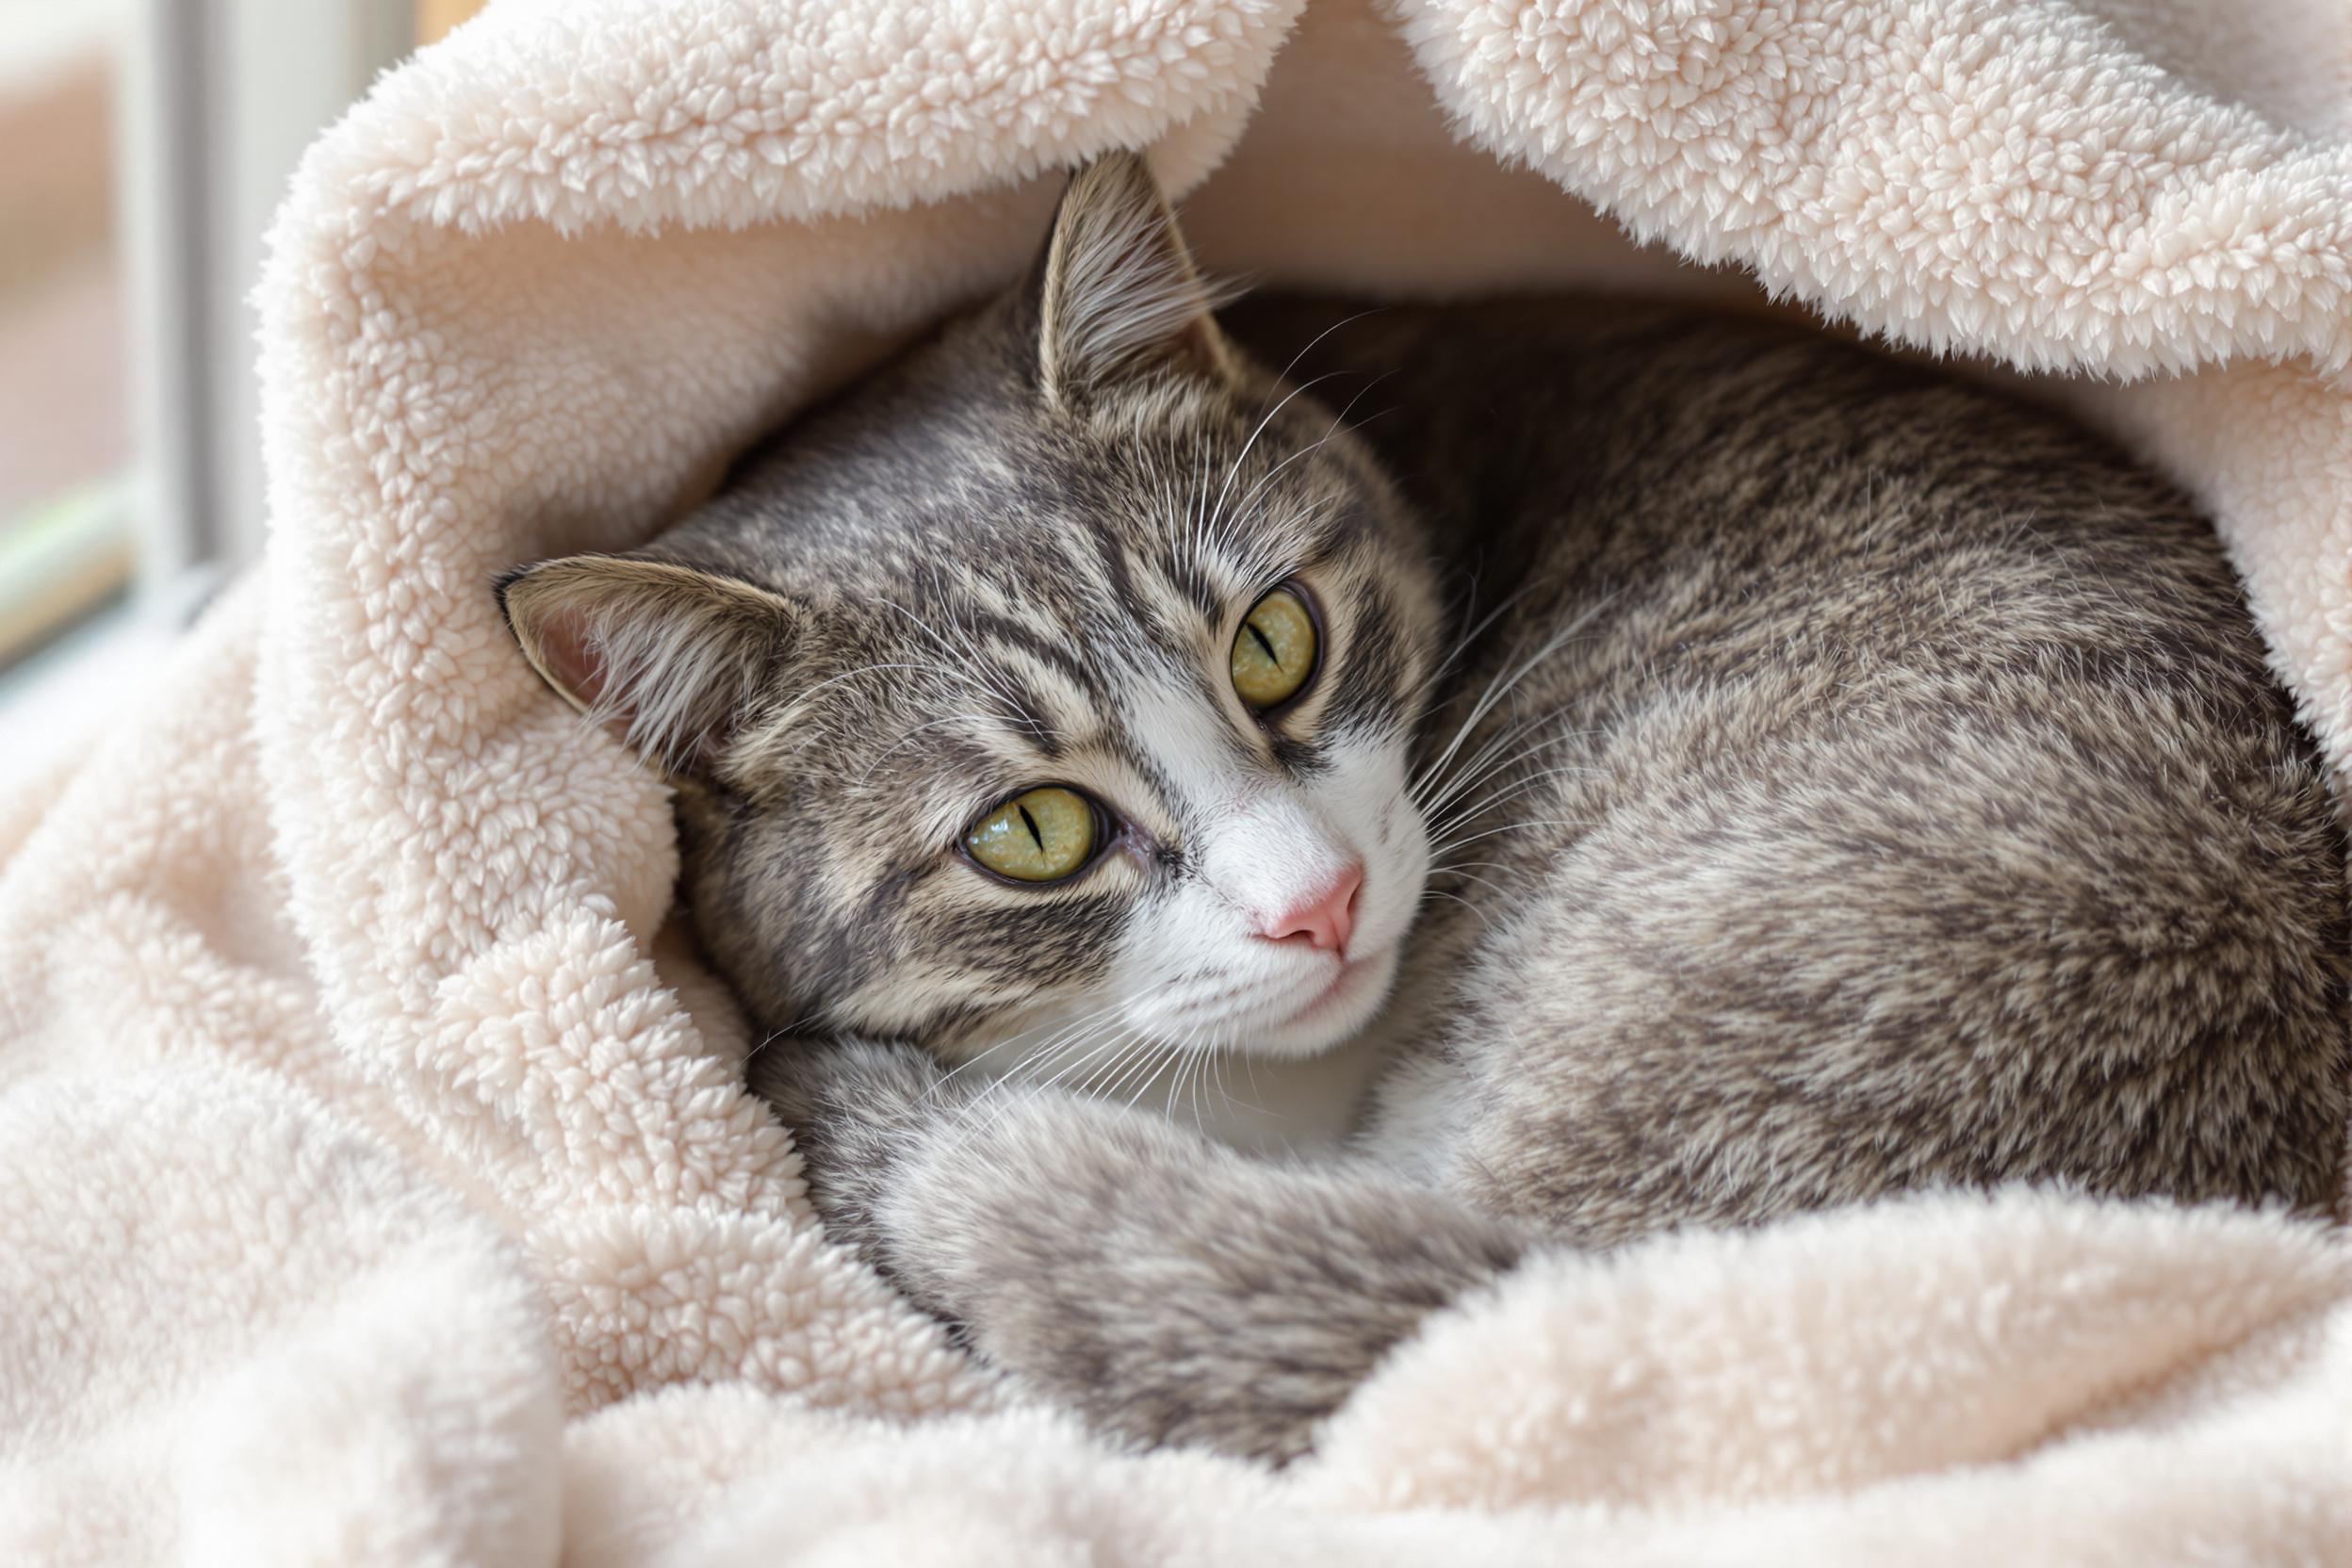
{"left": 2, "top": 0, "right": 2347, "bottom": 1560}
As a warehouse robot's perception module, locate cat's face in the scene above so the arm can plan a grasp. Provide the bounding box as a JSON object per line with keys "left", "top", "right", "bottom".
{"left": 501, "top": 155, "right": 1444, "bottom": 1072}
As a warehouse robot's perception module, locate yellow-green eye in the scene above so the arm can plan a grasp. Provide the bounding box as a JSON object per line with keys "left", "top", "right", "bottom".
{"left": 964, "top": 787, "right": 1098, "bottom": 882}
{"left": 1232, "top": 586, "right": 1317, "bottom": 709}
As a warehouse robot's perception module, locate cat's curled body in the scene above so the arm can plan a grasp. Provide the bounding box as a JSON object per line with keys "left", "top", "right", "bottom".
{"left": 499, "top": 156, "right": 2348, "bottom": 1465}
{"left": 1248, "top": 296, "right": 2349, "bottom": 1238}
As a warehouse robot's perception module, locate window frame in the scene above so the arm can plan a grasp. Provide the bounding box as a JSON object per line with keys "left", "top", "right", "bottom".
{"left": 121, "top": 0, "right": 414, "bottom": 601}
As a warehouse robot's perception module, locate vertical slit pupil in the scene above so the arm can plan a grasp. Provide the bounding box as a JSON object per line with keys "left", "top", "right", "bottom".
{"left": 1019, "top": 803, "right": 1044, "bottom": 851}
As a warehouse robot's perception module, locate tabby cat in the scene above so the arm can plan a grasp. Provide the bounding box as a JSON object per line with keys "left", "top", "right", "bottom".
{"left": 499, "top": 154, "right": 2348, "bottom": 1462}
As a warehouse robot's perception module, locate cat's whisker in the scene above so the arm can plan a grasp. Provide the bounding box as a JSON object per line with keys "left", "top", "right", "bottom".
{"left": 1417, "top": 886, "right": 1494, "bottom": 931}
{"left": 1096, "top": 1029, "right": 1174, "bottom": 1110}
{"left": 1422, "top": 764, "right": 1592, "bottom": 844}
{"left": 1188, "top": 1042, "right": 1217, "bottom": 1130}
{"left": 1415, "top": 741, "right": 1571, "bottom": 837}
{"left": 1413, "top": 717, "right": 1570, "bottom": 815}
{"left": 990, "top": 1003, "right": 1137, "bottom": 1093}
{"left": 969, "top": 1020, "right": 1149, "bottom": 1140}
{"left": 1208, "top": 1045, "right": 1245, "bottom": 1120}
{"left": 1235, "top": 377, "right": 1401, "bottom": 529}
{"left": 1165, "top": 1030, "right": 1207, "bottom": 1129}
{"left": 1120, "top": 1040, "right": 1181, "bottom": 1117}
{"left": 1216, "top": 376, "right": 1395, "bottom": 537}
{"left": 1174, "top": 1049, "right": 1197, "bottom": 1131}
{"left": 1107, "top": 1020, "right": 1197, "bottom": 1111}
{"left": 1426, "top": 817, "right": 1592, "bottom": 857}
{"left": 1423, "top": 749, "right": 1602, "bottom": 828}
{"left": 1187, "top": 1036, "right": 1227, "bottom": 1125}
{"left": 1257, "top": 307, "right": 1390, "bottom": 417}
{"left": 879, "top": 594, "right": 1037, "bottom": 734}
{"left": 936, "top": 996, "right": 1134, "bottom": 1100}
{"left": 856, "top": 710, "right": 1004, "bottom": 785}
{"left": 1219, "top": 493, "right": 1342, "bottom": 580}
{"left": 1427, "top": 868, "right": 1511, "bottom": 901}
{"left": 1236, "top": 1042, "right": 1266, "bottom": 1113}
{"left": 1026, "top": 1015, "right": 1154, "bottom": 1103}
{"left": 1412, "top": 710, "right": 1600, "bottom": 823}
{"left": 1059, "top": 1039, "right": 1139, "bottom": 1105}
{"left": 742, "top": 1009, "right": 829, "bottom": 1066}
{"left": 1196, "top": 323, "right": 1396, "bottom": 585}
{"left": 1038, "top": 1034, "right": 1148, "bottom": 1131}
{"left": 1400, "top": 577, "right": 1541, "bottom": 725}
{"left": 1410, "top": 597, "right": 1620, "bottom": 797}
{"left": 1423, "top": 787, "right": 1590, "bottom": 858}
{"left": 1157, "top": 1042, "right": 1184, "bottom": 1128}
{"left": 1183, "top": 437, "right": 1214, "bottom": 581}
{"left": 1187, "top": 1037, "right": 1233, "bottom": 1129}
{"left": 1034, "top": 1008, "right": 1147, "bottom": 1086}
{"left": 1203, "top": 369, "right": 1352, "bottom": 548}
{"left": 791, "top": 659, "right": 998, "bottom": 714}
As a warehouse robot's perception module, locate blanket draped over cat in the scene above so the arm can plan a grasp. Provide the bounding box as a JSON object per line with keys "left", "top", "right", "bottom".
{"left": 2, "top": 0, "right": 2347, "bottom": 1560}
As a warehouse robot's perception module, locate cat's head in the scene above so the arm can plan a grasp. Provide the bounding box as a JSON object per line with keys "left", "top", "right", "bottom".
{"left": 499, "top": 154, "right": 1444, "bottom": 1071}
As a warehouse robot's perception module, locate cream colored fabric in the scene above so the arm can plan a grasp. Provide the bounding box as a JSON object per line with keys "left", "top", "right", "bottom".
{"left": 2, "top": 1, "right": 2347, "bottom": 1560}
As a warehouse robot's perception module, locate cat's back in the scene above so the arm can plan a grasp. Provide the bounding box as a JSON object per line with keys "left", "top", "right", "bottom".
{"left": 1227, "top": 298, "right": 2349, "bottom": 1230}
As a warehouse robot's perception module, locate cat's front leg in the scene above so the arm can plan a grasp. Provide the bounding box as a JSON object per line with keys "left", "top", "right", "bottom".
{"left": 759, "top": 1040, "right": 1531, "bottom": 1462}
{"left": 749, "top": 1036, "right": 972, "bottom": 1285}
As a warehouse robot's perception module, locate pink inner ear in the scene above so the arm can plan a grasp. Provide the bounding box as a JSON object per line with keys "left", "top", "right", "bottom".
{"left": 536, "top": 610, "right": 614, "bottom": 712}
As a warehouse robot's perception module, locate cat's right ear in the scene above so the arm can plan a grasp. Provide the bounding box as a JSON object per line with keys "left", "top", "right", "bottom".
{"left": 497, "top": 554, "right": 800, "bottom": 780}
{"left": 1025, "top": 150, "right": 1235, "bottom": 408}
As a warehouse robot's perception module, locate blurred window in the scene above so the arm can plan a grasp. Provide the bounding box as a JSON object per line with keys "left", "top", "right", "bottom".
{"left": 0, "top": 0, "right": 484, "bottom": 680}
{"left": 0, "top": 1, "right": 134, "bottom": 663}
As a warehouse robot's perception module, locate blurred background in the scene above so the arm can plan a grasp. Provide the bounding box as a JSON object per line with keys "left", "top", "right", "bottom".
{"left": 0, "top": 0, "right": 485, "bottom": 776}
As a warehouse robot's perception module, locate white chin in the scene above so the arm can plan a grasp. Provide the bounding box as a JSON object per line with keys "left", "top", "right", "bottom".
{"left": 1243, "top": 941, "right": 1403, "bottom": 1060}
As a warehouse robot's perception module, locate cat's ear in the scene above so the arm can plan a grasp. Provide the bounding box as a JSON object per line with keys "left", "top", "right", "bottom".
{"left": 1030, "top": 150, "right": 1234, "bottom": 407}
{"left": 498, "top": 554, "right": 800, "bottom": 779}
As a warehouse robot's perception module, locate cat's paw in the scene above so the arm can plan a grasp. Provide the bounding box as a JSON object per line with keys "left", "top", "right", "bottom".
{"left": 750, "top": 1037, "right": 957, "bottom": 1268}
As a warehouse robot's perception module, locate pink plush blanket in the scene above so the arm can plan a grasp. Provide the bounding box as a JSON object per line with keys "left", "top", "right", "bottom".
{"left": 3, "top": 1, "right": 2345, "bottom": 1560}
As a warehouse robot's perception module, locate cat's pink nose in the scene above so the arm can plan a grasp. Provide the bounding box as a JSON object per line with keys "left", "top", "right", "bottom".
{"left": 1258, "top": 865, "right": 1362, "bottom": 956}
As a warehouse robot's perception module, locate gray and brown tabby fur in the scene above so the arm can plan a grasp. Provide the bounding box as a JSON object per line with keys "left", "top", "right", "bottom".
{"left": 500, "top": 155, "right": 2348, "bottom": 1464}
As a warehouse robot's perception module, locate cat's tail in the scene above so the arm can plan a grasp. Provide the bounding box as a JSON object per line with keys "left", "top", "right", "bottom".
{"left": 760, "top": 1039, "right": 1530, "bottom": 1463}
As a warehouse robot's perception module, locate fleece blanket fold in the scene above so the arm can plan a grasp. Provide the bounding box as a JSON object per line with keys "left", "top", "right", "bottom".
{"left": 4, "top": 0, "right": 2349, "bottom": 1560}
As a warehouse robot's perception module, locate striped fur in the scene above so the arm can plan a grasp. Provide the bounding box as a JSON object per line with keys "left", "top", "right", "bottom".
{"left": 505, "top": 155, "right": 1444, "bottom": 1074}
{"left": 504, "top": 155, "right": 2349, "bottom": 1464}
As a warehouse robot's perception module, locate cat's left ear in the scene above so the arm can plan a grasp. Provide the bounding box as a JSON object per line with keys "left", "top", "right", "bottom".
{"left": 1029, "top": 150, "right": 1235, "bottom": 408}
{"left": 497, "top": 553, "right": 802, "bottom": 781}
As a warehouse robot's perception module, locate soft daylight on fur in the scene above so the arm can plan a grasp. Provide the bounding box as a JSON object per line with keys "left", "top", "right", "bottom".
{"left": 500, "top": 154, "right": 2350, "bottom": 1464}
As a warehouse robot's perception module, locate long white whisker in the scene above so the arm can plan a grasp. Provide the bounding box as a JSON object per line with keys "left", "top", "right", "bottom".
{"left": 1420, "top": 887, "right": 1494, "bottom": 930}
{"left": 1258, "top": 308, "right": 1391, "bottom": 415}
{"left": 857, "top": 710, "right": 996, "bottom": 784}
{"left": 1206, "top": 370, "right": 1351, "bottom": 544}
{"left": 1426, "top": 868, "right": 1512, "bottom": 900}
{"left": 939, "top": 996, "right": 1131, "bottom": 1099}
{"left": 995, "top": 1002, "right": 1137, "bottom": 1094}
{"left": 1427, "top": 817, "right": 1592, "bottom": 856}
{"left": 1424, "top": 764, "right": 1591, "bottom": 843}
{"left": 1026, "top": 1013, "right": 1155, "bottom": 1106}
{"left": 1215, "top": 374, "right": 1396, "bottom": 541}
{"left": 791, "top": 659, "right": 997, "bottom": 711}
{"left": 1097, "top": 1030, "right": 1171, "bottom": 1108}
{"left": 1409, "top": 596, "right": 1619, "bottom": 800}
{"left": 1413, "top": 717, "right": 1574, "bottom": 815}
{"left": 879, "top": 595, "right": 1037, "bottom": 735}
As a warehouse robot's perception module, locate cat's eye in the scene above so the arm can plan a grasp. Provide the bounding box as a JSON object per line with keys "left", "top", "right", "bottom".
{"left": 1232, "top": 585, "right": 1318, "bottom": 710}
{"left": 964, "top": 786, "right": 1100, "bottom": 883}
